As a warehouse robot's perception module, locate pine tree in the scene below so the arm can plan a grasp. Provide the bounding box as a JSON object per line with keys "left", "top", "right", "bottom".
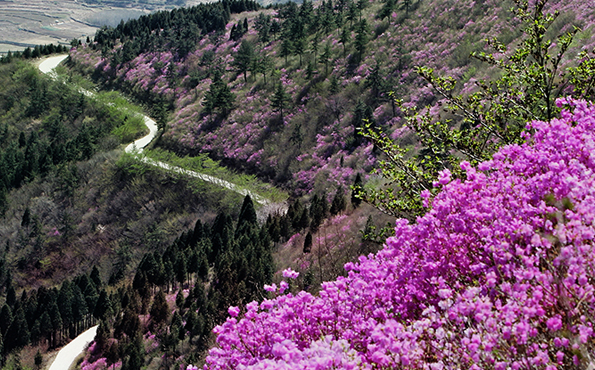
{"left": 39, "top": 311, "right": 52, "bottom": 345}
{"left": 175, "top": 255, "right": 187, "bottom": 287}
{"left": 233, "top": 40, "right": 255, "bottom": 82}
{"left": 0, "top": 304, "right": 12, "bottom": 336}
{"left": 106, "top": 341, "right": 120, "bottom": 369}
{"left": 378, "top": 0, "right": 396, "bottom": 20}
{"left": 185, "top": 308, "right": 198, "bottom": 340}
{"left": 330, "top": 187, "right": 347, "bottom": 215}
{"left": 236, "top": 195, "right": 258, "bottom": 236}
{"left": 203, "top": 71, "right": 235, "bottom": 117}
{"left": 351, "top": 173, "right": 363, "bottom": 208}
{"left": 48, "top": 301, "right": 63, "bottom": 347}
{"left": 367, "top": 62, "right": 384, "bottom": 101}
{"left": 123, "top": 334, "right": 144, "bottom": 370}
{"left": 71, "top": 285, "right": 88, "bottom": 333}
{"left": 255, "top": 13, "right": 271, "bottom": 43}
{"left": 150, "top": 290, "right": 170, "bottom": 328}
{"left": 175, "top": 289, "right": 185, "bottom": 309}
{"left": 280, "top": 39, "right": 294, "bottom": 64}
{"left": 6, "top": 286, "right": 16, "bottom": 307}
{"left": 294, "top": 37, "right": 306, "bottom": 67}
{"left": 271, "top": 82, "right": 290, "bottom": 120}
{"left": 57, "top": 281, "right": 74, "bottom": 332}
{"left": 303, "top": 232, "right": 313, "bottom": 253}
{"left": 6, "top": 306, "right": 30, "bottom": 351}
{"left": 21, "top": 207, "right": 31, "bottom": 227}
{"left": 319, "top": 42, "right": 332, "bottom": 75}
{"left": 95, "top": 320, "right": 110, "bottom": 352}
{"left": 90, "top": 266, "right": 102, "bottom": 289}
{"left": 35, "top": 349, "right": 43, "bottom": 369}
{"left": 354, "top": 19, "right": 369, "bottom": 64}
{"left": 94, "top": 290, "right": 113, "bottom": 321}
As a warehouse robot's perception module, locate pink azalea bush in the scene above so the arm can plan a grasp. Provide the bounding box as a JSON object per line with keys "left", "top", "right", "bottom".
{"left": 204, "top": 98, "right": 595, "bottom": 369}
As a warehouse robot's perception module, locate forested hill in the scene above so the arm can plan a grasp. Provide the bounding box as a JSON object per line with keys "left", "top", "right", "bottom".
{"left": 70, "top": 0, "right": 595, "bottom": 201}
{"left": 62, "top": 0, "right": 595, "bottom": 367}
{"left": 1, "top": 0, "right": 595, "bottom": 368}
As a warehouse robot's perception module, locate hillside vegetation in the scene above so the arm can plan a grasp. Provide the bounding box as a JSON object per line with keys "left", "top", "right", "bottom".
{"left": 1, "top": 0, "right": 595, "bottom": 368}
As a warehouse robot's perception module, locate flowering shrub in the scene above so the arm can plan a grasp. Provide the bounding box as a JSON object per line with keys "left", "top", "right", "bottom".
{"left": 205, "top": 99, "right": 595, "bottom": 369}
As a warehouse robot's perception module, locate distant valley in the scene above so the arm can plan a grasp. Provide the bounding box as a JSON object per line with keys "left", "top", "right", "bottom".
{"left": 0, "top": 0, "right": 210, "bottom": 54}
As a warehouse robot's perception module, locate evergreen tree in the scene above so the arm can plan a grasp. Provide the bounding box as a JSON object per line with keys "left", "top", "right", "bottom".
{"left": 236, "top": 195, "right": 257, "bottom": 236}
{"left": 298, "top": 208, "right": 310, "bottom": 230}
{"left": 294, "top": 37, "right": 306, "bottom": 67}
{"left": 280, "top": 39, "right": 294, "bottom": 64}
{"left": 185, "top": 308, "right": 198, "bottom": 340}
{"left": 90, "top": 266, "right": 102, "bottom": 289}
{"left": 354, "top": 19, "right": 369, "bottom": 64}
{"left": 270, "top": 20, "right": 281, "bottom": 40}
{"left": 106, "top": 341, "right": 120, "bottom": 369}
{"left": 402, "top": 0, "right": 412, "bottom": 16}
{"left": 175, "top": 255, "right": 187, "bottom": 287}
{"left": 175, "top": 289, "right": 185, "bottom": 309}
{"left": 123, "top": 334, "right": 144, "bottom": 370}
{"left": 21, "top": 207, "right": 31, "bottom": 227}
{"left": 150, "top": 290, "right": 170, "bottom": 328}
{"left": 95, "top": 320, "right": 110, "bottom": 352}
{"left": 203, "top": 71, "right": 235, "bottom": 117}
{"left": 330, "top": 187, "right": 347, "bottom": 215}
{"left": 0, "top": 304, "right": 12, "bottom": 336}
{"left": 117, "top": 308, "right": 140, "bottom": 339}
{"left": 35, "top": 350, "right": 43, "bottom": 369}
{"left": 351, "top": 173, "right": 363, "bottom": 208}
{"left": 6, "top": 286, "right": 16, "bottom": 307}
{"left": 303, "top": 232, "right": 313, "bottom": 253}
{"left": 271, "top": 82, "right": 290, "bottom": 120}
{"left": 94, "top": 290, "right": 113, "bottom": 321}
{"left": 71, "top": 284, "right": 88, "bottom": 327}
{"left": 57, "top": 281, "right": 74, "bottom": 332}
{"left": 39, "top": 311, "right": 52, "bottom": 345}
{"left": 32, "top": 45, "right": 41, "bottom": 58}
{"left": 48, "top": 300, "right": 63, "bottom": 347}
{"left": 319, "top": 42, "right": 332, "bottom": 75}
{"left": 378, "top": 0, "right": 397, "bottom": 20}
{"left": 6, "top": 307, "right": 30, "bottom": 351}
{"left": 232, "top": 40, "right": 255, "bottom": 82}
{"left": 255, "top": 13, "right": 271, "bottom": 43}
{"left": 366, "top": 62, "right": 385, "bottom": 104}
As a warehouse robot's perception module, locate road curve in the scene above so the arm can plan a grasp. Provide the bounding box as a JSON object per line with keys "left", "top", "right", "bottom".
{"left": 47, "top": 325, "right": 98, "bottom": 370}
{"left": 39, "top": 54, "right": 69, "bottom": 75}
{"left": 38, "top": 55, "right": 287, "bottom": 212}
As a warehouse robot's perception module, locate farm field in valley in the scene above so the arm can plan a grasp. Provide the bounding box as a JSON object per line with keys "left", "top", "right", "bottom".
{"left": 0, "top": 0, "right": 209, "bottom": 54}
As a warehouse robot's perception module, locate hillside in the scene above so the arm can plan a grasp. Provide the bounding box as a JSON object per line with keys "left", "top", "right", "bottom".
{"left": 69, "top": 0, "right": 595, "bottom": 200}
{"left": 1, "top": 0, "right": 595, "bottom": 368}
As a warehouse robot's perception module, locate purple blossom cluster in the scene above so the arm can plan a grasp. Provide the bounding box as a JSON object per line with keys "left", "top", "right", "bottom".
{"left": 204, "top": 99, "right": 595, "bottom": 369}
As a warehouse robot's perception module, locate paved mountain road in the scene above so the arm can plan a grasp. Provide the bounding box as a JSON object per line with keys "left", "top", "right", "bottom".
{"left": 39, "top": 55, "right": 286, "bottom": 212}
{"left": 47, "top": 325, "right": 98, "bottom": 370}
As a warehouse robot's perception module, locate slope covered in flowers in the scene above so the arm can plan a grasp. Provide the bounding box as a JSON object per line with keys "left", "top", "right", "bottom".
{"left": 205, "top": 98, "right": 595, "bottom": 369}
{"left": 69, "top": 0, "right": 595, "bottom": 196}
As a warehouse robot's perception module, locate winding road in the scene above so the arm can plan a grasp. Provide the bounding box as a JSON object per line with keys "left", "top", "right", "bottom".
{"left": 39, "top": 55, "right": 287, "bottom": 369}
{"left": 39, "top": 55, "right": 285, "bottom": 211}
{"left": 47, "top": 325, "right": 98, "bottom": 370}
